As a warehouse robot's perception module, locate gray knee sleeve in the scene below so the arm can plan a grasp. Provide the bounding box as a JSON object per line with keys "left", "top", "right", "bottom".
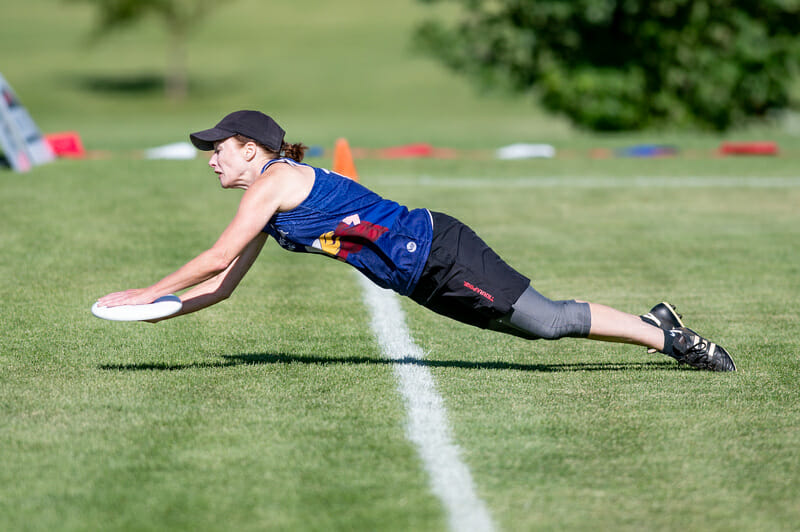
{"left": 489, "top": 286, "right": 592, "bottom": 340}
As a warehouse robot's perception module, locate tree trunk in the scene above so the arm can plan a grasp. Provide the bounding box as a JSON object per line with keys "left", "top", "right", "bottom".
{"left": 165, "top": 24, "right": 188, "bottom": 101}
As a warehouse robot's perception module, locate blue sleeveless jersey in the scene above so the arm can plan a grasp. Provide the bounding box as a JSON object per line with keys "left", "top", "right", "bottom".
{"left": 261, "top": 159, "right": 433, "bottom": 296}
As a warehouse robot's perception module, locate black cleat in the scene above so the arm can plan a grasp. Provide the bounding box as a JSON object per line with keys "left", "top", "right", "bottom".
{"left": 667, "top": 327, "right": 736, "bottom": 372}
{"left": 642, "top": 302, "right": 685, "bottom": 354}
{"left": 641, "top": 302, "right": 684, "bottom": 330}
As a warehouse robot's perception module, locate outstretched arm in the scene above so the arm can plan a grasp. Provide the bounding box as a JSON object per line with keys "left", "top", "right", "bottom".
{"left": 97, "top": 173, "right": 286, "bottom": 308}
{"left": 151, "top": 232, "right": 269, "bottom": 321}
{"left": 97, "top": 160, "right": 313, "bottom": 311}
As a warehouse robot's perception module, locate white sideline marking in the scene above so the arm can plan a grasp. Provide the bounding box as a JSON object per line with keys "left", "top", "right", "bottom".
{"left": 358, "top": 275, "right": 495, "bottom": 532}
{"left": 369, "top": 175, "right": 800, "bottom": 189}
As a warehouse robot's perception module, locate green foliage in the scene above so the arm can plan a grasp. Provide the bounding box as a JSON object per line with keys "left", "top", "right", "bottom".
{"left": 67, "top": 0, "right": 219, "bottom": 99}
{"left": 72, "top": 0, "right": 213, "bottom": 34}
{"left": 416, "top": 0, "right": 800, "bottom": 130}
{"left": 70, "top": 0, "right": 213, "bottom": 37}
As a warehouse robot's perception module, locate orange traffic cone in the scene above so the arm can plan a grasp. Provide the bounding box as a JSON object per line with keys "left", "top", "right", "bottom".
{"left": 332, "top": 138, "right": 359, "bottom": 181}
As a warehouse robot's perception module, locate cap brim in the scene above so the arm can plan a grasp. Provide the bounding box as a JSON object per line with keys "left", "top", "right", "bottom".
{"left": 189, "top": 127, "right": 235, "bottom": 151}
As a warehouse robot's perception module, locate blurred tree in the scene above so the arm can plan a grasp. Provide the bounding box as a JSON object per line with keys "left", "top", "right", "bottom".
{"left": 72, "top": 0, "right": 217, "bottom": 100}
{"left": 415, "top": 0, "right": 800, "bottom": 131}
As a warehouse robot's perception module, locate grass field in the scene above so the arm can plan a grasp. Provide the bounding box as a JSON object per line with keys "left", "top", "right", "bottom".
{"left": 3, "top": 1, "right": 800, "bottom": 531}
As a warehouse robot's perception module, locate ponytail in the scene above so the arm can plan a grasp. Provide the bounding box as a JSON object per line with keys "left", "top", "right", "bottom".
{"left": 232, "top": 134, "right": 308, "bottom": 163}
{"left": 281, "top": 141, "right": 308, "bottom": 162}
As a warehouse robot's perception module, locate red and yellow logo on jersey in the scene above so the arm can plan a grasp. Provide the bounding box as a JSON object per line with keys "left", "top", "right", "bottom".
{"left": 311, "top": 214, "right": 388, "bottom": 261}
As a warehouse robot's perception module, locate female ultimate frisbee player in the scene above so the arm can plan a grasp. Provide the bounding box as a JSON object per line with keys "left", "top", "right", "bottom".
{"left": 97, "top": 110, "right": 735, "bottom": 371}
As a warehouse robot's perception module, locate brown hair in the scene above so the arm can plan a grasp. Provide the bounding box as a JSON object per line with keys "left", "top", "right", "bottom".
{"left": 280, "top": 141, "right": 308, "bottom": 162}
{"left": 233, "top": 134, "right": 308, "bottom": 162}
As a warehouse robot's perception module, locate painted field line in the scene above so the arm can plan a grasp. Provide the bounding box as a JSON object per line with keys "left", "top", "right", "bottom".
{"left": 357, "top": 275, "right": 495, "bottom": 532}
{"left": 369, "top": 175, "right": 800, "bottom": 189}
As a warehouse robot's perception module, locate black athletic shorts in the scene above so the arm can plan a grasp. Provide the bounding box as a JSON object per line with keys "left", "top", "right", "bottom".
{"left": 409, "top": 211, "right": 531, "bottom": 329}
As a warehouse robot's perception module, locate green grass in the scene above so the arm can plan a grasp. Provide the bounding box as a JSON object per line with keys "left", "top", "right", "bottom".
{"left": 3, "top": 1, "right": 800, "bottom": 531}
{"left": 394, "top": 176, "right": 800, "bottom": 531}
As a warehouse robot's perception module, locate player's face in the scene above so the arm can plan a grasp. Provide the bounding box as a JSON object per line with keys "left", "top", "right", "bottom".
{"left": 209, "top": 137, "right": 249, "bottom": 189}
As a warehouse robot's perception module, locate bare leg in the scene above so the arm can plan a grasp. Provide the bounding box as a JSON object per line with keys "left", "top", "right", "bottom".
{"left": 585, "top": 302, "right": 665, "bottom": 351}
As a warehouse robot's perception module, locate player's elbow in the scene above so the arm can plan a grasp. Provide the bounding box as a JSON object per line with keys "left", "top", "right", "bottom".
{"left": 216, "top": 285, "right": 235, "bottom": 301}
{"left": 205, "top": 248, "right": 235, "bottom": 276}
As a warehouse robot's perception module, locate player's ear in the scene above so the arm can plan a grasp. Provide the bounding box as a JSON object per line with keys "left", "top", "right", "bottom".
{"left": 243, "top": 141, "right": 258, "bottom": 161}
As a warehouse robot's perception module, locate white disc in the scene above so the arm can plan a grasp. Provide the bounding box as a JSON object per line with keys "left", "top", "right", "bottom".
{"left": 91, "top": 294, "right": 182, "bottom": 322}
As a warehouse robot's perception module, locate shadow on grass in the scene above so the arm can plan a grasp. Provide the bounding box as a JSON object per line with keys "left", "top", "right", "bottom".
{"left": 70, "top": 73, "right": 164, "bottom": 94}
{"left": 64, "top": 72, "right": 221, "bottom": 96}
{"left": 99, "top": 352, "right": 683, "bottom": 373}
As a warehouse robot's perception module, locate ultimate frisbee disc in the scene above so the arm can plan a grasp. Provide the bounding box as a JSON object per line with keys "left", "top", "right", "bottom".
{"left": 91, "top": 294, "right": 183, "bottom": 322}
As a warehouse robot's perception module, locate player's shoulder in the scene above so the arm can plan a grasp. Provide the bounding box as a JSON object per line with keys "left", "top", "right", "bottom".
{"left": 253, "top": 160, "right": 315, "bottom": 211}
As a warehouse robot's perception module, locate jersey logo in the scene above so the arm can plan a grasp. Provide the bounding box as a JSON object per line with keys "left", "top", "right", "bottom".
{"left": 342, "top": 214, "right": 361, "bottom": 226}
{"left": 312, "top": 215, "right": 388, "bottom": 261}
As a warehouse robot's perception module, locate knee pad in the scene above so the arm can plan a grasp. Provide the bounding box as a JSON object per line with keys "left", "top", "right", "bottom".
{"left": 502, "top": 286, "right": 591, "bottom": 340}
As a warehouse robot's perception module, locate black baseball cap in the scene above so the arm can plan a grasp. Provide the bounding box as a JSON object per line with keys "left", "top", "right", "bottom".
{"left": 189, "top": 110, "right": 286, "bottom": 152}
